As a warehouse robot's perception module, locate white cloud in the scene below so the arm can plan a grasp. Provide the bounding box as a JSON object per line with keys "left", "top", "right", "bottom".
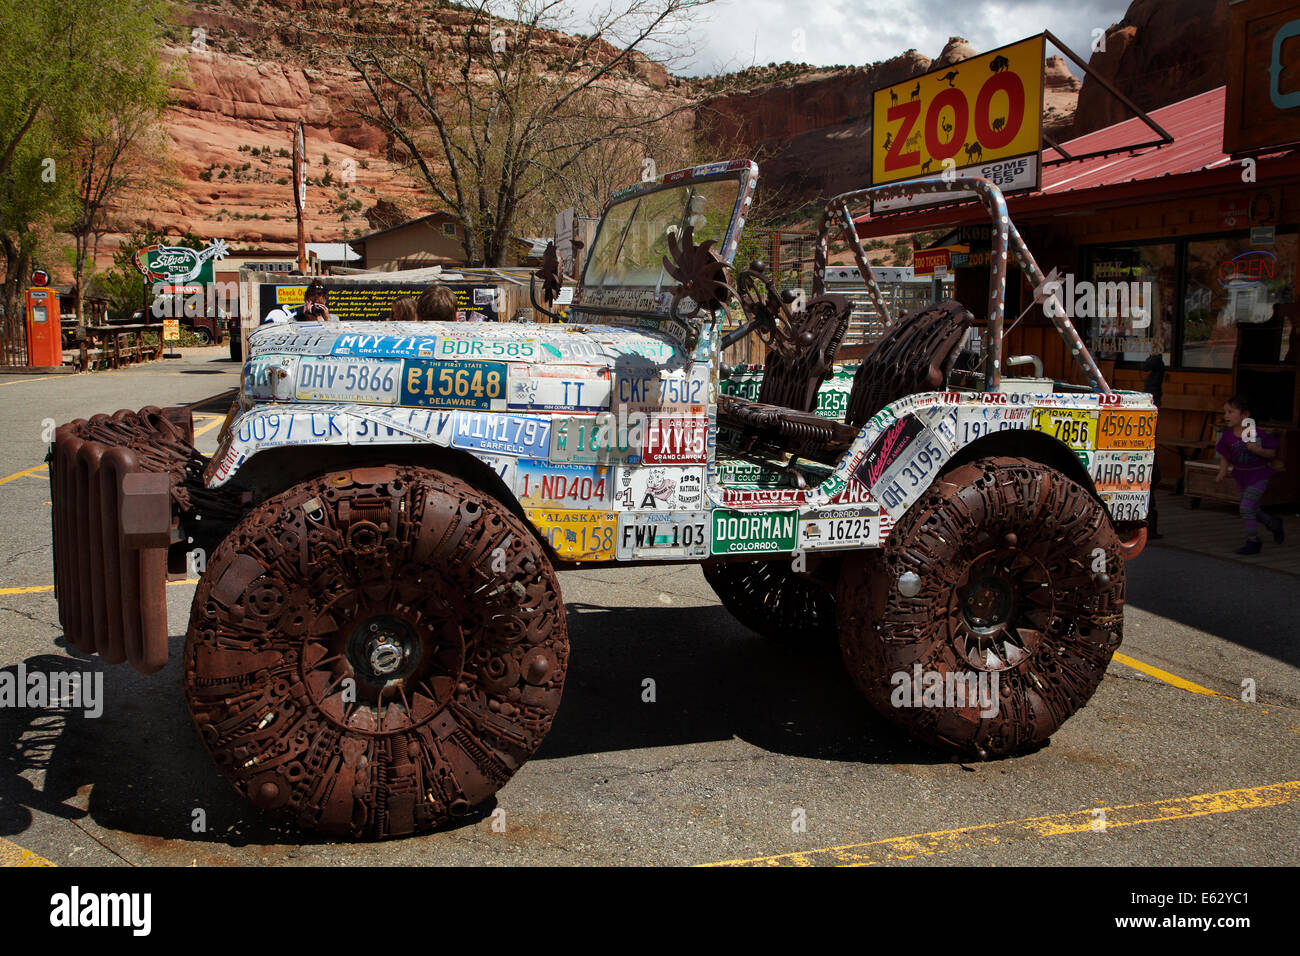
{"left": 554, "top": 0, "right": 1133, "bottom": 76}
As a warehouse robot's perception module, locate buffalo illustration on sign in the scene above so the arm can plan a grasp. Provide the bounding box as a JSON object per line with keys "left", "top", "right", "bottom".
{"left": 871, "top": 35, "right": 1045, "bottom": 209}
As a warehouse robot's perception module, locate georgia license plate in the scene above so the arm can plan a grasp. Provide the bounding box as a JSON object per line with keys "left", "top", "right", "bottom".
{"left": 615, "top": 511, "right": 710, "bottom": 560}
{"left": 295, "top": 357, "right": 401, "bottom": 404}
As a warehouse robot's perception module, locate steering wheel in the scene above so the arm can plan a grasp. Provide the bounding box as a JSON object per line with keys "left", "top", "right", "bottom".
{"left": 728, "top": 262, "right": 800, "bottom": 354}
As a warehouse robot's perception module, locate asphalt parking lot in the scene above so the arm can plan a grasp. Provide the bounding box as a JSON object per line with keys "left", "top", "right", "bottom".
{"left": 0, "top": 351, "right": 1297, "bottom": 867}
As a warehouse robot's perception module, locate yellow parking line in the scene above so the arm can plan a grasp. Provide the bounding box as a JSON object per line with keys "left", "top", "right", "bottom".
{"left": 0, "top": 579, "right": 199, "bottom": 596}
{"left": 702, "top": 779, "right": 1300, "bottom": 867}
{"left": 193, "top": 417, "right": 225, "bottom": 439}
{"left": 0, "top": 376, "right": 56, "bottom": 387}
{"left": 0, "top": 837, "right": 54, "bottom": 867}
{"left": 0, "top": 463, "right": 47, "bottom": 486}
{"left": 1113, "top": 651, "right": 1228, "bottom": 698}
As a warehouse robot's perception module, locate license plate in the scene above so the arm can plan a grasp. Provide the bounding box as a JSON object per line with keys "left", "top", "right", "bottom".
{"left": 1097, "top": 408, "right": 1157, "bottom": 450}
{"left": 433, "top": 337, "right": 539, "bottom": 361}
{"left": 296, "top": 357, "right": 401, "bottom": 404}
{"left": 517, "top": 460, "right": 611, "bottom": 508}
{"left": 551, "top": 415, "right": 641, "bottom": 463}
{"left": 451, "top": 413, "right": 550, "bottom": 457}
{"left": 507, "top": 367, "right": 610, "bottom": 412}
{"left": 1089, "top": 451, "right": 1154, "bottom": 492}
{"left": 349, "top": 408, "right": 456, "bottom": 446}
{"left": 526, "top": 509, "right": 618, "bottom": 561}
{"left": 1102, "top": 489, "right": 1149, "bottom": 521}
{"left": 1033, "top": 407, "right": 1097, "bottom": 449}
{"left": 644, "top": 417, "right": 707, "bottom": 464}
{"left": 614, "top": 466, "right": 705, "bottom": 510}
{"left": 401, "top": 360, "right": 507, "bottom": 410}
{"left": 616, "top": 511, "right": 710, "bottom": 560}
{"left": 711, "top": 509, "right": 798, "bottom": 555}
{"left": 798, "top": 506, "right": 880, "bottom": 550}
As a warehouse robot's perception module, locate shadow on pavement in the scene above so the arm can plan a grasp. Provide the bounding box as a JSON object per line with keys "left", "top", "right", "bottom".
{"left": 1126, "top": 548, "right": 1299, "bottom": 668}
{"left": 2, "top": 601, "right": 951, "bottom": 850}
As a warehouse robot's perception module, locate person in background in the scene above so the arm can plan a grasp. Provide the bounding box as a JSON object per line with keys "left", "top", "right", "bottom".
{"left": 390, "top": 295, "right": 418, "bottom": 322}
{"left": 1215, "top": 394, "right": 1284, "bottom": 555}
{"left": 1141, "top": 353, "right": 1165, "bottom": 539}
{"left": 416, "top": 285, "right": 458, "bottom": 322}
{"left": 293, "top": 279, "right": 336, "bottom": 322}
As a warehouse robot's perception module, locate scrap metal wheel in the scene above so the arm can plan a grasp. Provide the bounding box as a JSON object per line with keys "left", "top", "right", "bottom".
{"left": 183, "top": 466, "right": 567, "bottom": 839}
{"left": 702, "top": 559, "right": 836, "bottom": 646}
{"left": 837, "top": 457, "right": 1124, "bottom": 757}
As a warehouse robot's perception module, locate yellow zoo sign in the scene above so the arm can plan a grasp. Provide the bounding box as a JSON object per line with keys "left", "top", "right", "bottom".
{"left": 873, "top": 35, "right": 1045, "bottom": 189}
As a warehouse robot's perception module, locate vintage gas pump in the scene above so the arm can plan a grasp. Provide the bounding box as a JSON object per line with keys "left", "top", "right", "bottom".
{"left": 25, "top": 270, "right": 62, "bottom": 367}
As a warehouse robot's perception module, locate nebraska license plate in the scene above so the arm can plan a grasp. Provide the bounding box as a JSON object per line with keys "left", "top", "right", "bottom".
{"left": 615, "top": 511, "right": 710, "bottom": 560}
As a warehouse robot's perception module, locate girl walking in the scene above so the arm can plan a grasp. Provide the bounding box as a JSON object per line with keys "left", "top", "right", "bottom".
{"left": 1215, "top": 395, "right": 1284, "bottom": 555}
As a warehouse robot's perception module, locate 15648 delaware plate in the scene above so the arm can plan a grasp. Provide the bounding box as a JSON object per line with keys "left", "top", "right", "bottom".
{"left": 402, "top": 359, "right": 507, "bottom": 410}
{"left": 616, "top": 511, "right": 710, "bottom": 560}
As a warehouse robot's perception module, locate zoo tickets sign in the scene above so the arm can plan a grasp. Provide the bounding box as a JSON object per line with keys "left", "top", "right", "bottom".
{"left": 133, "top": 239, "right": 228, "bottom": 294}
{"left": 871, "top": 35, "right": 1045, "bottom": 207}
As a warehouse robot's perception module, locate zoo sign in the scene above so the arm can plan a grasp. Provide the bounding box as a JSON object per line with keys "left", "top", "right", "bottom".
{"left": 872, "top": 35, "right": 1045, "bottom": 207}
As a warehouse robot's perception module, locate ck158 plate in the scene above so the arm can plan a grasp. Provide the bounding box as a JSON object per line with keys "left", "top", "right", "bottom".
{"left": 615, "top": 511, "right": 711, "bottom": 560}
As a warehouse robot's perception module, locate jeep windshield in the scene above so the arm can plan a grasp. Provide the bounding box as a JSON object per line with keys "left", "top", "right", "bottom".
{"left": 582, "top": 174, "right": 745, "bottom": 297}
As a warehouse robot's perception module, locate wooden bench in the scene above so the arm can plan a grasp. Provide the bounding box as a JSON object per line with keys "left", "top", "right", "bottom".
{"left": 1156, "top": 392, "right": 1222, "bottom": 491}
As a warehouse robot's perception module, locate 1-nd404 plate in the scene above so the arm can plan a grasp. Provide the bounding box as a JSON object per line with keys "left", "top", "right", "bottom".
{"left": 615, "top": 511, "right": 710, "bottom": 560}
{"left": 295, "top": 357, "right": 401, "bottom": 404}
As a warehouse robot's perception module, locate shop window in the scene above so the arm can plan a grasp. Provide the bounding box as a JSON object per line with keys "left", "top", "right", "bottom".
{"left": 1182, "top": 234, "right": 1295, "bottom": 370}
{"left": 1085, "top": 243, "right": 1176, "bottom": 365}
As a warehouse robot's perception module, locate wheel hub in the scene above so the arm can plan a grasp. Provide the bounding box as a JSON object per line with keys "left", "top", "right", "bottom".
{"left": 961, "top": 574, "right": 1014, "bottom": 634}
{"left": 347, "top": 614, "right": 422, "bottom": 684}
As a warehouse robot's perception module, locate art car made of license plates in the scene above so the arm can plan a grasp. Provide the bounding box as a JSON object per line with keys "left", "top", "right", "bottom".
{"left": 49, "top": 160, "right": 1156, "bottom": 838}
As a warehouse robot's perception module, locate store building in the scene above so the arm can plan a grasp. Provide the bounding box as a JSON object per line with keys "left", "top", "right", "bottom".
{"left": 854, "top": 85, "right": 1300, "bottom": 501}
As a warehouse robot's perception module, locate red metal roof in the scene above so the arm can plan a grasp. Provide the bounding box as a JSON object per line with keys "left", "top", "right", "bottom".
{"left": 854, "top": 86, "right": 1300, "bottom": 237}
{"left": 1039, "top": 86, "right": 1233, "bottom": 192}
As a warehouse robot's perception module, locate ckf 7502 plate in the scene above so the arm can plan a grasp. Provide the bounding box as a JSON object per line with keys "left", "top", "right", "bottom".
{"left": 615, "top": 511, "right": 711, "bottom": 560}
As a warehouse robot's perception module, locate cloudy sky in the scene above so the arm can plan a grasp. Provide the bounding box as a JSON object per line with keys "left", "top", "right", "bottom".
{"left": 561, "top": 0, "right": 1136, "bottom": 77}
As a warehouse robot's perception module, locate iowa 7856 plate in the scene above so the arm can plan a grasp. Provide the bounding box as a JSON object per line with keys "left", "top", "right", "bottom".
{"left": 616, "top": 511, "right": 710, "bottom": 560}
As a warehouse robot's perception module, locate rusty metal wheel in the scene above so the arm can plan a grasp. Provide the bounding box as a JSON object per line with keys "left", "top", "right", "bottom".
{"left": 702, "top": 559, "right": 836, "bottom": 646}
{"left": 183, "top": 466, "right": 567, "bottom": 839}
{"left": 837, "top": 456, "right": 1124, "bottom": 758}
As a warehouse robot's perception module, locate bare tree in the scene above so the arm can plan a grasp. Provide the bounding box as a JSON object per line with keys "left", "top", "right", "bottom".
{"left": 68, "top": 113, "right": 167, "bottom": 330}
{"left": 303, "top": 0, "right": 722, "bottom": 266}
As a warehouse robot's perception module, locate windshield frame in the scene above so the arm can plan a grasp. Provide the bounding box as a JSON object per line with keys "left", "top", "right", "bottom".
{"left": 576, "top": 159, "right": 758, "bottom": 318}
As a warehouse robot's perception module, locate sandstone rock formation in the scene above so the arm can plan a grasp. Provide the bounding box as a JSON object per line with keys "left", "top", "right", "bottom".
{"left": 1072, "top": 0, "right": 1228, "bottom": 136}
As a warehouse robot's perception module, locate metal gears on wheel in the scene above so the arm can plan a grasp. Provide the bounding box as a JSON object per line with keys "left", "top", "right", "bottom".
{"left": 183, "top": 466, "right": 568, "bottom": 838}
{"left": 837, "top": 457, "right": 1124, "bottom": 757}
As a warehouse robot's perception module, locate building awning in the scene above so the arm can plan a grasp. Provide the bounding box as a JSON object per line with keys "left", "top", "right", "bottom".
{"left": 854, "top": 86, "right": 1300, "bottom": 238}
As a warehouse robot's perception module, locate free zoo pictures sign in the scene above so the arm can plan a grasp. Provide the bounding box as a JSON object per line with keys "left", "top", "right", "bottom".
{"left": 872, "top": 34, "right": 1045, "bottom": 212}
{"left": 258, "top": 282, "right": 501, "bottom": 323}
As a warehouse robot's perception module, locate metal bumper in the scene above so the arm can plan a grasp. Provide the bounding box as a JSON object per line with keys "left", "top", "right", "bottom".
{"left": 49, "top": 407, "right": 194, "bottom": 674}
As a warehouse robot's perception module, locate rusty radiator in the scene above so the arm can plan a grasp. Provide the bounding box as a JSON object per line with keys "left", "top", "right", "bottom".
{"left": 48, "top": 405, "right": 246, "bottom": 675}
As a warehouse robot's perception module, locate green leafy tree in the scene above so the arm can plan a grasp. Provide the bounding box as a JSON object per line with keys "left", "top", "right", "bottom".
{"left": 0, "top": 0, "right": 173, "bottom": 332}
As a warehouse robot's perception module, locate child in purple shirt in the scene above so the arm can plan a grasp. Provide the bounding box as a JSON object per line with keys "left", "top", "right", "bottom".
{"left": 1215, "top": 395, "right": 1284, "bottom": 555}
